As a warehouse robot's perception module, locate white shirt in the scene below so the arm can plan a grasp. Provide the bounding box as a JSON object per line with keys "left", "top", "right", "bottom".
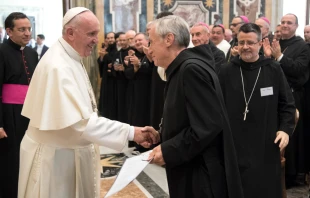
{"left": 216, "top": 39, "right": 231, "bottom": 57}
{"left": 36, "top": 44, "right": 43, "bottom": 59}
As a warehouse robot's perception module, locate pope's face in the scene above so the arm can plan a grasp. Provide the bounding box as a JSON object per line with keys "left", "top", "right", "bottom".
{"left": 74, "top": 12, "right": 100, "bottom": 57}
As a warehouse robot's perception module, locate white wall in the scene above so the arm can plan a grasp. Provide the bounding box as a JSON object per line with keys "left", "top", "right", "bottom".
{"left": 283, "top": 0, "right": 307, "bottom": 38}
{"left": 0, "top": 0, "right": 63, "bottom": 46}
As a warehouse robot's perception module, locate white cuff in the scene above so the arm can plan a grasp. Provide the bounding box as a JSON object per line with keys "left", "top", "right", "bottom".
{"left": 128, "top": 126, "right": 135, "bottom": 141}
{"left": 277, "top": 54, "right": 283, "bottom": 62}
{"left": 81, "top": 112, "right": 131, "bottom": 151}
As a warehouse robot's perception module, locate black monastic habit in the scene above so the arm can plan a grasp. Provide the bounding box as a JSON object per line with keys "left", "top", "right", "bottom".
{"left": 207, "top": 41, "right": 225, "bottom": 74}
{"left": 149, "top": 68, "right": 165, "bottom": 130}
{"left": 113, "top": 48, "right": 130, "bottom": 122}
{"left": 219, "top": 56, "right": 295, "bottom": 198}
{"left": 279, "top": 36, "right": 310, "bottom": 179}
{"left": 124, "top": 50, "right": 153, "bottom": 126}
{"left": 97, "top": 43, "right": 118, "bottom": 119}
{"left": 161, "top": 45, "right": 243, "bottom": 198}
{"left": 0, "top": 38, "right": 38, "bottom": 198}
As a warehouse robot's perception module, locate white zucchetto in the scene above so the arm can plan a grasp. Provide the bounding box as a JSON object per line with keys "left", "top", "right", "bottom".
{"left": 62, "top": 7, "right": 89, "bottom": 27}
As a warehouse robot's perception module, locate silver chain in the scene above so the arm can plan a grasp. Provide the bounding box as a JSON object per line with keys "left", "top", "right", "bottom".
{"left": 240, "top": 66, "right": 261, "bottom": 120}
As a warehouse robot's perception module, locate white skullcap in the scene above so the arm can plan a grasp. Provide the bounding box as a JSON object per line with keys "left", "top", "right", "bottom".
{"left": 62, "top": 7, "right": 89, "bottom": 27}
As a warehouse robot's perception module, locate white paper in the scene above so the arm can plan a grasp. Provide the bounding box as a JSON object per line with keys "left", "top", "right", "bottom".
{"left": 104, "top": 150, "right": 153, "bottom": 197}
{"left": 260, "top": 87, "right": 273, "bottom": 97}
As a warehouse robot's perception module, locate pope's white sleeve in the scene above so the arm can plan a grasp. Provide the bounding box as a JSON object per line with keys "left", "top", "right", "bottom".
{"left": 71, "top": 112, "right": 134, "bottom": 151}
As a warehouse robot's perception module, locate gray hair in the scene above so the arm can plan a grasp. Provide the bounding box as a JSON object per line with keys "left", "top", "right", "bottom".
{"left": 62, "top": 12, "right": 84, "bottom": 35}
{"left": 135, "top": 32, "right": 149, "bottom": 40}
{"left": 152, "top": 15, "right": 190, "bottom": 48}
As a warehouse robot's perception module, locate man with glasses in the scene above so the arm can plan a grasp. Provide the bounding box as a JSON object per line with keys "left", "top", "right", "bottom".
{"left": 226, "top": 15, "right": 249, "bottom": 62}
{"left": 219, "top": 23, "right": 295, "bottom": 198}
{"left": 0, "top": 12, "right": 38, "bottom": 198}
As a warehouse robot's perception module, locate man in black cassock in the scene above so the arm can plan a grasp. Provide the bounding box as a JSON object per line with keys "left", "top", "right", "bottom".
{"left": 219, "top": 23, "right": 295, "bottom": 198}
{"left": 267, "top": 14, "right": 310, "bottom": 187}
{"left": 190, "top": 22, "right": 225, "bottom": 74}
{"left": 124, "top": 33, "right": 153, "bottom": 152}
{"left": 97, "top": 32, "right": 118, "bottom": 119}
{"left": 144, "top": 15, "right": 243, "bottom": 198}
{"left": 124, "top": 33, "right": 152, "bottom": 127}
{"left": 0, "top": 12, "right": 38, "bottom": 198}
{"left": 112, "top": 33, "right": 130, "bottom": 123}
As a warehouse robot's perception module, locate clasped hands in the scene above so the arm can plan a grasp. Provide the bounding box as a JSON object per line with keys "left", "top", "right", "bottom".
{"left": 133, "top": 126, "right": 160, "bottom": 148}
{"left": 134, "top": 126, "right": 166, "bottom": 166}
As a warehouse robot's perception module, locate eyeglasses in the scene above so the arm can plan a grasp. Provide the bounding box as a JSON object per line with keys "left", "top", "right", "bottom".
{"left": 230, "top": 22, "right": 244, "bottom": 27}
{"left": 15, "top": 27, "right": 32, "bottom": 33}
{"left": 238, "top": 40, "right": 260, "bottom": 47}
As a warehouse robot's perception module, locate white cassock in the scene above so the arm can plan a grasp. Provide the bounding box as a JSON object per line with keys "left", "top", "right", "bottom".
{"left": 19, "top": 37, "right": 133, "bottom": 198}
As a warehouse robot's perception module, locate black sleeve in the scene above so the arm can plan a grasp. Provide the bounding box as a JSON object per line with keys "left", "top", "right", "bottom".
{"left": 280, "top": 44, "right": 310, "bottom": 78}
{"left": 161, "top": 64, "right": 223, "bottom": 167}
{"left": 277, "top": 66, "right": 296, "bottom": 135}
{"left": 124, "top": 62, "right": 135, "bottom": 80}
{"left": 214, "top": 49, "right": 225, "bottom": 75}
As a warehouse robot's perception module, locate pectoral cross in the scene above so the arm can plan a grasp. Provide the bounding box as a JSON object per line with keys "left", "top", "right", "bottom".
{"left": 243, "top": 105, "right": 249, "bottom": 121}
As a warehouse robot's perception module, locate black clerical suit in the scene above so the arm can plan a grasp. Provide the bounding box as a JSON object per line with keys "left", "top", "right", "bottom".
{"left": 219, "top": 56, "right": 295, "bottom": 198}
{"left": 161, "top": 45, "right": 243, "bottom": 198}
{"left": 0, "top": 38, "right": 38, "bottom": 198}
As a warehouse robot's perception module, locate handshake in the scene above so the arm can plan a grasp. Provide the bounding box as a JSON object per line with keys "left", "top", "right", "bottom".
{"left": 133, "top": 126, "right": 160, "bottom": 148}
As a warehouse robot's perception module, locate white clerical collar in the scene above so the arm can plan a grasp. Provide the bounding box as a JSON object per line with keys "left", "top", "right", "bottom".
{"left": 58, "top": 37, "right": 82, "bottom": 62}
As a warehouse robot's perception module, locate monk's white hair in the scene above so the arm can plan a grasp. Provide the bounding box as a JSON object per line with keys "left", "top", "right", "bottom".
{"left": 151, "top": 15, "right": 190, "bottom": 48}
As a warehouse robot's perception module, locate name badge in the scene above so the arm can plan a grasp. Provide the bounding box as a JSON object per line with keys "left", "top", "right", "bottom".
{"left": 260, "top": 87, "right": 273, "bottom": 97}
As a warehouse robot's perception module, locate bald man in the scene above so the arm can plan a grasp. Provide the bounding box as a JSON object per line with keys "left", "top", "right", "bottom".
{"left": 225, "top": 28, "right": 233, "bottom": 43}
{"left": 255, "top": 17, "right": 270, "bottom": 39}
{"left": 126, "top": 29, "right": 136, "bottom": 47}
